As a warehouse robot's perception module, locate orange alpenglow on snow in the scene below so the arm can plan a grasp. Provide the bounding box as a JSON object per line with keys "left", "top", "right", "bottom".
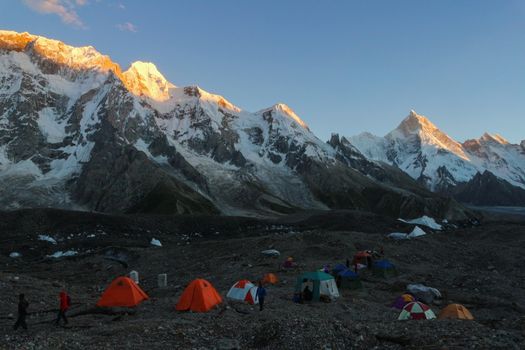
{"left": 96, "top": 276, "right": 149, "bottom": 307}
{"left": 262, "top": 273, "right": 279, "bottom": 285}
{"left": 175, "top": 279, "right": 222, "bottom": 313}
{"left": 438, "top": 304, "right": 474, "bottom": 320}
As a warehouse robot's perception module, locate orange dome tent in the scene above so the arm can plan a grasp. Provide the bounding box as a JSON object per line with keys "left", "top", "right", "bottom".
{"left": 262, "top": 273, "right": 279, "bottom": 285}
{"left": 96, "top": 276, "right": 149, "bottom": 307}
{"left": 175, "top": 279, "right": 222, "bottom": 313}
{"left": 438, "top": 304, "right": 474, "bottom": 320}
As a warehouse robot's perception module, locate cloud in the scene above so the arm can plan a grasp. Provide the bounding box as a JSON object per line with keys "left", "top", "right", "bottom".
{"left": 22, "top": 0, "right": 87, "bottom": 28}
{"left": 116, "top": 22, "right": 137, "bottom": 33}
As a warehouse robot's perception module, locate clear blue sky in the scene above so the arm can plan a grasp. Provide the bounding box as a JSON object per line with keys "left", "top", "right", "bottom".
{"left": 1, "top": 0, "right": 524, "bottom": 143}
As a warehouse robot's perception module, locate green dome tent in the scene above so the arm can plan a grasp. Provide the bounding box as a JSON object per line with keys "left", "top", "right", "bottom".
{"left": 295, "top": 271, "right": 339, "bottom": 302}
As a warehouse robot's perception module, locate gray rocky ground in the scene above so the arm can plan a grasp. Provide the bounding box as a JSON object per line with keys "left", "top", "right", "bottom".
{"left": 0, "top": 209, "right": 524, "bottom": 349}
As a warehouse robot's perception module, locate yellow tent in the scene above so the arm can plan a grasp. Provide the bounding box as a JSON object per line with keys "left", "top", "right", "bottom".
{"left": 438, "top": 304, "right": 474, "bottom": 320}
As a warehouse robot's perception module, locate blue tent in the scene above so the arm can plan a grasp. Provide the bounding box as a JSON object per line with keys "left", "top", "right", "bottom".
{"left": 332, "top": 263, "right": 348, "bottom": 274}
{"left": 337, "top": 269, "right": 362, "bottom": 289}
{"left": 374, "top": 260, "right": 395, "bottom": 269}
{"left": 338, "top": 269, "right": 359, "bottom": 279}
{"left": 373, "top": 259, "right": 397, "bottom": 277}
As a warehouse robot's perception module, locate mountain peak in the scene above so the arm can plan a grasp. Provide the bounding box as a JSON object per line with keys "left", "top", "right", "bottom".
{"left": 0, "top": 30, "right": 122, "bottom": 78}
{"left": 0, "top": 30, "right": 37, "bottom": 51}
{"left": 396, "top": 110, "right": 438, "bottom": 135}
{"left": 480, "top": 132, "right": 509, "bottom": 145}
{"left": 122, "top": 61, "right": 175, "bottom": 101}
{"left": 271, "top": 103, "right": 309, "bottom": 129}
{"left": 388, "top": 110, "right": 469, "bottom": 161}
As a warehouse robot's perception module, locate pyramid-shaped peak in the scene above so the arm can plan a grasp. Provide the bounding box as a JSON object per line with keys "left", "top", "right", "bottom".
{"left": 396, "top": 110, "right": 438, "bottom": 135}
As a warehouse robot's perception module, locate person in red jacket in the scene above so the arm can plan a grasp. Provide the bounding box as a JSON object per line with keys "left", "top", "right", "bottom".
{"left": 55, "top": 290, "right": 70, "bottom": 326}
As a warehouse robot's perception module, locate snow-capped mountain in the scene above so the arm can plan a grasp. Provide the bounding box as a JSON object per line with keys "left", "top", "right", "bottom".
{"left": 0, "top": 30, "right": 471, "bottom": 219}
{"left": 348, "top": 110, "right": 525, "bottom": 203}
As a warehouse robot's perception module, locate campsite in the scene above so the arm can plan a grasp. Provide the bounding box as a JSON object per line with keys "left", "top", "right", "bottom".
{"left": 0, "top": 208, "right": 524, "bottom": 349}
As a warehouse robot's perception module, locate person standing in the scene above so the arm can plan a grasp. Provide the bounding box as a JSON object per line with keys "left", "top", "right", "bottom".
{"left": 256, "top": 281, "right": 267, "bottom": 311}
{"left": 55, "top": 290, "right": 70, "bottom": 326}
{"left": 13, "top": 293, "right": 29, "bottom": 330}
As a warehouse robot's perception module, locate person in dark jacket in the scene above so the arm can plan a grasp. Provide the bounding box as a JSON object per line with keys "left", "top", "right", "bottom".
{"left": 55, "top": 290, "right": 70, "bottom": 326}
{"left": 13, "top": 293, "right": 29, "bottom": 330}
{"left": 303, "top": 285, "right": 313, "bottom": 302}
{"left": 256, "top": 281, "right": 267, "bottom": 311}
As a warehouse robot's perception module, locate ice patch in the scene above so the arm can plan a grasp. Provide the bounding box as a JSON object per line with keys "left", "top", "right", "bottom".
{"left": 9, "top": 252, "right": 21, "bottom": 258}
{"left": 388, "top": 226, "right": 427, "bottom": 240}
{"left": 150, "top": 238, "right": 162, "bottom": 247}
{"left": 408, "top": 226, "right": 426, "bottom": 238}
{"left": 387, "top": 232, "right": 409, "bottom": 240}
{"left": 399, "top": 215, "right": 442, "bottom": 230}
{"left": 38, "top": 234, "right": 57, "bottom": 244}
{"left": 261, "top": 249, "right": 280, "bottom": 257}
{"left": 47, "top": 250, "right": 77, "bottom": 258}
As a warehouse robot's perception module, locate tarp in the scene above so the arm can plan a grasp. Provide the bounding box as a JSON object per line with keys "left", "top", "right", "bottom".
{"left": 96, "top": 276, "right": 149, "bottom": 308}
{"left": 407, "top": 284, "right": 441, "bottom": 304}
{"left": 175, "top": 279, "right": 222, "bottom": 312}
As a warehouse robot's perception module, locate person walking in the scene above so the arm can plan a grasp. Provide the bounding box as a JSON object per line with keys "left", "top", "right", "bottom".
{"left": 256, "top": 281, "right": 267, "bottom": 311}
{"left": 13, "top": 293, "right": 29, "bottom": 331}
{"left": 55, "top": 290, "right": 70, "bottom": 326}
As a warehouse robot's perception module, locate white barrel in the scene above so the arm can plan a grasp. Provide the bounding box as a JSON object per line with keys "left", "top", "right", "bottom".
{"left": 129, "top": 270, "right": 139, "bottom": 284}
{"left": 158, "top": 273, "right": 167, "bottom": 288}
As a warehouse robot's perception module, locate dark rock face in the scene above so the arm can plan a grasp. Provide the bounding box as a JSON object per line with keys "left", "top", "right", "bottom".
{"left": 170, "top": 104, "right": 246, "bottom": 167}
{"left": 453, "top": 171, "right": 525, "bottom": 206}
{"left": 432, "top": 166, "right": 458, "bottom": 194}
{"left": 73, "top": 118, "right": 217, "bottom": 214}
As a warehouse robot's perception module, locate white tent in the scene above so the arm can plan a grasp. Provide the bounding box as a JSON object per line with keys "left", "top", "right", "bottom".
{"left": 226, "top": 280, "right": 258, "bottom": 304}
{"left": 319, "top": 279, "right": 340, "bottom": 300}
